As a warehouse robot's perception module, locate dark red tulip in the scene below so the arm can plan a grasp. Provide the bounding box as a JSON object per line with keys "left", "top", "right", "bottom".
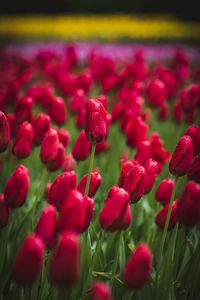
{"left": 169, "top": 135, "right": 194, "bottom": 176}
{"left": 78, "top": 171, "right": 102, "bottom": 197}
{"left": 95, "top": 140, "right": 111, "bottom": 155}
{"left": 0, "top": 111, "right": 10, "bottom": 153}
{"left": 33, "top": 113, "right": 51, "bottom": 146}
{"left": 35, "top": 204, "right": 57, "bottom": 247}
{"left": 146, "top": 78, "right": 167, "bottom": 107}
{"left": 11, "top": 234, "right": 45, "bottom": 285}
{"left": 46, "top": 142, "right": 65, "bottom": 172}
{"left": 61, "top": 153, "right": 76, "bottom": 172}
{"left": 156, "top": 200, "right": 178, "bottom": 230}
{"left": 72, "top": 130, "right": 91, "bottom": 161}
{"left": 158, "top": 102, "right": 168, "bottom": 120}
{"left": 48, "top": 171, "right": 77, "bottom": 210}
{"left": 135, "top": 140, "right": 150, "bottom": 166}
{"left": 99, "top": 186, "right": 131, "bottom": 231}
{"left": 85, "top": 98, "right": 107, "bottom": 143}
{"left": 177, "top": 181, "right": 200, "bottom": 226}
{"left": 156, "top": 178, "right": 175, "bottom": 206}
{"left": 188, "top": 154, "right": 200, "bottom": 183}
{"left": 119, "top": 160, "right": 145, "bottom": 203}
{"left": 4, "top": 165, "right": 30, "bottom": 208}
{"left": 0, "top": 193, "right": 10, "bottom": 229}
{"left": 83, "top": 195, "right": 94, "bottom": 231}
{"left": 144, "top": 159, "right": 158, "bottom": 194}
{"left": 13, "top": 121, "right": 34, "bottom": 159}
{"left": 57, "top": 128, "right": 70, "bottom": 148}
{"left": 44, "top": 182, "right": 52, "bottom": 200}
{"left": 49, "top": 230, "right": 80, "bottom": 286}
{"left": 49, "top": 96, "right": 67, "bottom": 125}
{"left": 89, "top": 281, "right": 114, "bottom": 300}
{"left": 123, "top": 243, "right": 152, "bottom": 289}
{"left": 7, "top": 113, "right": 17, "bottom": 137}
{"left": 40, "top": 128, "right": 59, "bottom": 165}
{"left": 185, "top": 125, "right": 200, "bottom": 155}
{"left": 15, "top": 96, "right": 34, "bottom": 124}
{"left": 69, "top": 88, "right": 86, "bottom": 113}
{"left": 181, "top": 84, "right": 199, "bottom": 113}
{"left": 125, "top": 116, "right": 148, "bottom": 149}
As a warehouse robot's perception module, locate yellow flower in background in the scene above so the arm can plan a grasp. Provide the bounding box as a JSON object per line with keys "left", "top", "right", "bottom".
{"left": 0, "top": 14, "right": 200, "bottom": 40}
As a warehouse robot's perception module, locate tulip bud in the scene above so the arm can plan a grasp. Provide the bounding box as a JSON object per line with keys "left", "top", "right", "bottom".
{"left": 119, "top": 160, "right": 145, "bottom": 203}
{"left": 35, "top": 204, "right": 57, "bottom": 247}
{"left": 169, "top": 135, "right": 194, "bottom": 176}
{"left": 33, "top": 113, "right": 51, "bottom": 146}
{"left": 57, "top": 189, "right": 86, "bottom": 234}
{"left": 13, "top": 121, "right": 34, "bottom": 159}
{"left": 188, "top": 154, "right": 200, "bottom": 183}
{"left": 58, "top": 128, "right": 70, "bottom": 148}
{"left": 0, "top": 193, "right": 10, "bottom": 229}
{"left": 15, "top": 96, "right": 34, "bottom": 124}
{"left": 61, "top": 153, "right": 76, "bottom": 172}
{"left": 48, "top": 171, "right": 77, "bottom": 210}
{"left": 72, "top": 130, "right": 91, "bottom": 161}
{"left": 78, "top": 171, "right": 102, "bottom": 197}
{"left": 89, "top": 281, "right": 114, "bottom": 300}
{"left": 69, "top": 88, "right": 86, "bottom": 113}
{"left": 135, "top": 140, "right": 150, "bottom": 166}
{"left": 99, "top": 186, "right": 131, "bottom": 231}
{"left": 44, "top": 182, "right": 52, "bottom": 200}
{"left": 156, "top": 200, "right": 178, "bottom": 230}
{"left": 46, "top": 142, "right": 65, "bottom": 172}
{"left": 40, "top": 128, "right": 59, "bottom": 164}
{"left": 83, "top": 196, "right": 94, "bottom": 231}
{"left": 0, "top": 111, "right": 10, "bottom": 152}
{"left": 7, "top": 113, "right": 17, "bottom": 137}
{"left": 144, "top": 159, "right": 158, "bottom": 194}
{"left": 125, "top": 116, "right": 148, "bottom": 149}
{"left": 156, "top": 178, "right": 174, "bottom": 206}
{"left": 177, "top": 181, "right": 200, "bottom": 226}
{"left": 49, "top": 96, "right": 67, "bottom": 125}
{"left": 85, "top": 98, "right": 107, "bottom": 143}
{"left": 11, "top": 234, "right": 44, "bottom": 285}
{"left": 123, "top": 243, "right": 152, "bottom": 289}
{"left": 4, "top": 165, "right": 30, "bottom": 208}
{"left": 49, "top": 230, "right": 80, "bottom": 286}
{"left": 158, "top": 102, "right": 168, "bottom": 120}
{"left": 185, "top": 125, "right": 200, "bottom": 155}
{"left": 146, "top": 78, "right": 167, "bottom": 107}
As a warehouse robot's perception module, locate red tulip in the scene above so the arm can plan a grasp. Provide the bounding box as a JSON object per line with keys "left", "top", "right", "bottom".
{"left": 0, "top": 111, "right": 10, "bottom": 152}
{"left": 78, "top": 171, "right": 102, "bottom": 197}
{"left": 123, "top": 243, "right": 152, "bottom": 289}
{"left": 146, "top": 78, "right": 167, "bottom": 107}
{"left": 156, "top": 200, "right": 178, "bottom": 230}
{"left": 33, "top": 113, "right": 51, "bottom": 146}
{"left": 82, "top": 195, "right": 94, "bottom": 231}
{"left": 188, "top": 154, "right": 200, "bottom": 183}
{"left": 15, "top": 96, "right": 34, "bottom": 124}
{"left": 49, "top": 96, "right": 67, "bottom": 125}
{"left": 156, "top": 178, "right": 175, "bottom": 206}
{"left": 0, "top": 193, "right": 10, "bottom": 229}
{"left": 61, "top": 153, "right": 76, "bottom": 172}
{"left": 125, "top": 116, "right": 148, "bottom": 149}
{"left": 89, "top": 281, "right": 114, "bottom": 300}
{"left": 4, "top": 165, "right": 30, "bottom": 208}
{"left": 57, "top": 128, "right": 70, "bottom": 148}
{"left": 72, "top": 130, "right": 91, "bottom": 161}
{"left": 46, "top": 142, "right": 65, "bottom": 172}
{"left": 85, "top": 98, "right": 107, "bottom": 143}
{"left": 48, "top": 171, "right": 77, "bottom": 210}
{"left": 177, "top": 181, "right": 200, "bottom": 226}
{"left": 11, "top": 234, "right": 45, "bottom": 285}
{"left": 135, "top": 140, "right": 150, "bottom": 166}
{"left": 169, "top": 135, "right": 194, "bottom": 176}
{"left": 144, "top": 159, "right": 158, "bottom": 194}
{"left": 13, "top": 121, "right": 34, "bottom": 159}
{"left": 49, "top": 230, "right": 80, "bottom": 286}
{"left": 7, "top": 113, "right": 17, "bottom": 137}
{"left": 35, "top": 204, "right": 57, "bottom": 247}
{"left": 69, "top": 88, "right": 86, "bottom": 113}
{"left": 40, "top": 128, "right": 59, "bottom": 165}
{"left": 185, "top": 125, "right": 200, "bottom": 155}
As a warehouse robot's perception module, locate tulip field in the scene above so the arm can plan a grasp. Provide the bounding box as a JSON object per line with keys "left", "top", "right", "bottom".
{"left": 0, "top": 41, "right": 200, "bottom": 300}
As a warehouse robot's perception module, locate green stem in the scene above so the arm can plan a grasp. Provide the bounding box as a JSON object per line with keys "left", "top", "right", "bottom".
{"left": 156, "top": 176, "right": 179, "bottom": 278}
{"left": 31, "top": 167, "right": 47, "bottom": 230}
{"left": 111, "top": 231, "right": 123, "bottom": 285}
{"left": 20, "top": 287, "right": 25, "bottom": 300}
{"left": 85, "top": 143, "right": 96, "bottom": 196}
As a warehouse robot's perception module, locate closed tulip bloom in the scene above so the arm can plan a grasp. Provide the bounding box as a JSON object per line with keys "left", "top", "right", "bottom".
{"left": 57, "top": 128, "right": 70, "bottom": 148}
{"left": 13, "top": 121, "right": 34, "bottom": 159}
{"left": 85, "top": 98, "right": 107, "bottom": 143}
{"left": 95, "top": 140, "right": 111, "bottom": 155}
{"left": 146, "top": 78, "right": 167, "bottom": 107}
{"left": 46, "top": 142, "right": 65, "bottom": 172}
{"left": 188, "top": 154, "right": 200, "bottom": 183}
{"left": 49, "top": 96, "right": 67, "bottom": 125}
{"left": 99, "top": 186, "right": 131, "bottom": 231}
{"left": 49, "top": 230, "right": 80, "bottom": 286}
{"left": 33, "top": 113, "right": 51, "bottom": 146}
{"left": 61, "top": 153, "right": 76, "bottom": 172}
{"left": 156, "top": 178, "right": 175, "bottom": 205}
{"left": 125, "top": 116, "right": 148, "bottom": 149}
{"left": 123, "top": 243, "right": 152, "bottom": 289}
{"left": 78, "top": 171, "right": 102, "bottom": 197}
{"left": 181, "top": 84, "right": 199, "bottom": 113}
{"left": 69, "top": 88, "right": 86, "bottom": 112}
{"left": 0, "top": 111, "right": 10, "bottom": 152}
{"left": 11, "top": 234, "right": 45, "bottom": 285}
{"left": 83, "top": 196, "right": 94, "bottom": 231}
{"left": 35, "top": 204, "right": 57, "bottom": 247}
{"left": 72, "top": 130, "right": 91, "bottom": 161}
{"left": 156, "top": 200, "right": 178, "bottom": 230}
{"left": 177, "top": 181, "right": 200, "bottom": 226}
{"left": 135, "top": 140, "right": 151, "bottom": 166}
{"left": 89, "top": 281, "right": 114, "bottom": 300}
{"left": 119, "top": 160, "right": 146, "bottom": 203}
{"left": 44, "top": 182, "right": 52, "bottom": 200}
{"left": 144, "top": 159, "right": 158, "bottom": 194}
{"left": 56, "top": 189, "right": 86, "bottom": 234}
{"left": 185, "top": 125, "right": 200, "bottom": 155}
{"left": 7, "top": 113, "right": 17, "bottom": 137}
{"left": 0, "top": 193, "right": 10, "bottom": 229}
{"left": 4, "top": 165, "right": 30, "bottom": 208}
{"left": 15, "top": 96, "right": 34, "bottom": 124}
{"left": 40, "top": 128, "right": 60, "bottom": 164}
{"left": 169, "top": 135, "right": 194, "bottom": 176}
{"left": 48, "top": 171, "right": 77, "bottom": 210}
